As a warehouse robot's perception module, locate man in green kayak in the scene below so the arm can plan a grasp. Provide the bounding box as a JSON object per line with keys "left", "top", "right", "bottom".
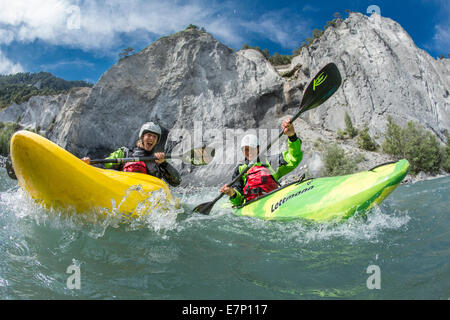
{"left": 220, "top": 118, "right": 302, "bottom": 206}
{"left": 82, "top": 122, "right": 181, "bottom": 187}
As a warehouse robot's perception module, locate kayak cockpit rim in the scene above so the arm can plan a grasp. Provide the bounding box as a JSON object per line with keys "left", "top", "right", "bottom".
{"left": 234, "top": 173, "right": 308, "bottom": 210}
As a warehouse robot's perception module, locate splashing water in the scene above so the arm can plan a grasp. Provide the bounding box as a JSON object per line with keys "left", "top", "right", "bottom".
{"left": 0, "top": 168, "right": 448, "bottom": 299}
{"left": 0, "top": 182, "right": 183, "bottom": 238}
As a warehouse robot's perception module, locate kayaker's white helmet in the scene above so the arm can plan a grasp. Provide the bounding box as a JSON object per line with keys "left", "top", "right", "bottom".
{"left": 139, "top": 122, "right": 161, "bottom": 142}
{"left": 241, "top": 133, "right": 259, "bottom": 150}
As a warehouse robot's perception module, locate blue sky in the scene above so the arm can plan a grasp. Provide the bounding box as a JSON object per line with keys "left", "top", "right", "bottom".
{"left": 0, "top": 0, "right": 448, "bottom": 84}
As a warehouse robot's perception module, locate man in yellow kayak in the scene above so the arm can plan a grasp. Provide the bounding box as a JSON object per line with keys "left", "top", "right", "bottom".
{"left": 82, "top": 122, "right": 181, "bottom": 187}
{"left": 220, "top": 118, "right": 302, "bottom": 206}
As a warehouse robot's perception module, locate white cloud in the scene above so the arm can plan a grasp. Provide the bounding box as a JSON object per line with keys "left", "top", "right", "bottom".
{"left": 302, "top": 5, "right": 320, "bottom": 13}
{"left": 0, "top": 0, "right": 221, "bottom": 52}
{"left": 0, "top": 50, "right": 24, "bottom": 74}
{"left": 0, "top": 0, "right": 312, "bottom": 55}
{"left": 424, "top": 0, "right": 450, "bottom": 55}
{"left": 0, "top": 29, "right": 15, "bottom": 45}
{"left": 239, "top": 10, "right": 312, "bottom": 50}
{"left": 40, "top": 58, "right": 95, "bottom": 71}
{"left": 433, "top": 25, "right": 450, "bottom": 54}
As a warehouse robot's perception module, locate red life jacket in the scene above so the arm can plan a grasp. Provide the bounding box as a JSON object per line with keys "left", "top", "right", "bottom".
{"left": 243, "top": 165, "right": 279, "bottom": 201}
{"left": 123, "top": 161, "right": 147, "bottom": 174}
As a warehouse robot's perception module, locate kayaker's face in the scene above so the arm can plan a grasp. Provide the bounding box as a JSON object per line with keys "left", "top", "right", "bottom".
{"left": 243, "top": 146, "right": 258, "bottom": 161}
{"left": 141, "top": 132, "right": 158, "bottom": 152}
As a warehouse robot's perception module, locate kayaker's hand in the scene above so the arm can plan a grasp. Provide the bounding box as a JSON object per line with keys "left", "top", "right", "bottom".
{"left": 282, "top": 118, "right": 295, "bottom": 137}
{"left": 154, "top": 152, "right": 165, "bottom": 165}
{"left": 81, "top": 157, "right": 91, "bottom": 165}
{"left": 220, "top": 185, "right": 236, "bottom": 197}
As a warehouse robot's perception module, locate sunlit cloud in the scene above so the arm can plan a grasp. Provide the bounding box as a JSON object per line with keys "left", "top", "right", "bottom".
{"left": 422, "top": 0, "right": 450, "bottom": 55}
{"left": 239, "top": 9, "right": 312, "bottom": 50}
{"left": 0, "top": 50, "right": 24, "bottom": 74}
{"left": 40, "top": 58, "right": 96, "bottom": 71}
{"left": 432, "top": 25, "right": 450, "bottom": 54}
{"left": 0, "top": 0, "right": 312, "bottom": 55}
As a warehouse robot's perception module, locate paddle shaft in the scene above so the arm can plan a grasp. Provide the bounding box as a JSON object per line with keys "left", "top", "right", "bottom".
{"left": 194, "top": 63, "right": 342, "bottom": 214}
{"left": 90, "top": 155, "right": 180, "bottom": 165}
{"left": 206, "top": 107, "right": 308, "bottom": 208}
{"left": 261, "top": 110, "right": 304, "bottom": 154}
{"left": 229, "top": 107, "right": 306, "bottom": 180}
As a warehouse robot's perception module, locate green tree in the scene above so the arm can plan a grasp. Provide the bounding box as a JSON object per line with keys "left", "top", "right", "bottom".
{"left": 403, "top": 122, "right": 442, "bottom": 174}
{"left": 186, "top": 24, "right": 199, "bottom": 30}
{"left": 382, "top": 117, "right": 443, "bottom": 174}
{"left": 0, "top": 72, "right": 92, "bottom": 109}
{"left": 119, "top": 47, "right": 134, "bottom": 60}
{"left": 345, "top": 112, "right": 358, "bottom": 138}
{"left": 441, "top": 130, "right": 450, "bottom": 172}
{"left": 261, "top": 48, "right": 270, "bottom": 59}
{"left": 327, "top": 20, "right": 337, "bottom": 28}
{"left": 312, "top": 28, "right": 323, "bottom": 39}
{"left": 357, "top": 126, "right": 377, "bottom": 151}
{"left": 322, "top": 143, "right": 361, "bottom": 176}
{"left": 382, "top": 116, "right": 404, "bottom": 158}
{"left": 0, "top": 122, "right": 21, "bottom": 156}
{"left": 268, "top": 53, "right": 292, "bottom": 65}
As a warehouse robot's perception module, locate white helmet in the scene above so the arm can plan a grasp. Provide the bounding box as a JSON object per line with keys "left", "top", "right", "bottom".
{"left": 240, "top": 133, "right": 259, "bottom": 150}
{"left": 139, "top": 122, "right": 161, "bottom": 142}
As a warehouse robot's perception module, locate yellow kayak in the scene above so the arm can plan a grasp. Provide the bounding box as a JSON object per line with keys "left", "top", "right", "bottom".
{"left": 10, "top": 130, "right": 178, "bottom": 220}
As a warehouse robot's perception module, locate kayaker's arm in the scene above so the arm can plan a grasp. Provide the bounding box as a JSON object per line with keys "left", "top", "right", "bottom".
{"left": 229, "top": 165, "right": 246, "bottom": 206}
{"left": 272, "top": 134, "right": 303, "bottom": 181}
{"left": 158, "top": 161, "right": 182, "bottom": 187}
{"left": 229, "top": 189, "right": 245, "bottom": 207}
{"left": 103, "top": 147, "right": 129, "bottom": 170}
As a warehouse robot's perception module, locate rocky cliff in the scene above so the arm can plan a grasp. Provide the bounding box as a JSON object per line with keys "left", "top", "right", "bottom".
{"left": 1, "top": 12, "right": 449, "bottom": 186}
{"left": 287, "top": 12, "right": 449, "bottom": 143}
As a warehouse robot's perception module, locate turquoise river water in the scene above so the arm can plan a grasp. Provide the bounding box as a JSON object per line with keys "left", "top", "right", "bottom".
{"left": 0, "top": 167, "right": 449, "bottom": 300}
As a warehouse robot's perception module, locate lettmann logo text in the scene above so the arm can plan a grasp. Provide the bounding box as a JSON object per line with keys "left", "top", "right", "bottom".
{"left": 271, "top": 185, "right": 314, "bottom": 213}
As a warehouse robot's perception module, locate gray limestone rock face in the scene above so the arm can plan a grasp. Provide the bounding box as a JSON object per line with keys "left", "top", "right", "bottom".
{"left": 288, "top": 12, "right": 449, "bottom": 144}
{"left": 47, "top": 87, "right": 92, "bottom": 153}
{"left": 1, "top": 13, "right": 449, "bottom": 185}
{"left": 0, "top": 102, "right": 27, "bottom": 124}
{"left": 0, "top": 94, "right": 67, "bottom": 134}
{"left": 53, "top": 29, "right": 286, "bottom": 183}
{"left": 64, "top": 30, "right": 285, "bottom": 160}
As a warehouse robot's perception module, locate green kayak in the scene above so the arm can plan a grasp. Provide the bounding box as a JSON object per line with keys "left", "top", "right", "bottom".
{"left": 233, "top": 159, "right": 410, "bottom": 221}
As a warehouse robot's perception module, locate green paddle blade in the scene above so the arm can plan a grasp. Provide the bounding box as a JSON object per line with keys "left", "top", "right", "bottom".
{"left": 299, "top": 62, "right": 342, "bottom": 113}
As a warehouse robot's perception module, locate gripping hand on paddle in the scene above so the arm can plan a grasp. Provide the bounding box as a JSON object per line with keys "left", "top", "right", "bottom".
{"left": 154, "top": 152, "right": 165, "bottom": 165}
{"left": 220, "top": 185, "right": 236, "bottom": 197}
{"left": 282, "top": 118, "right": 295, "bottom": 137}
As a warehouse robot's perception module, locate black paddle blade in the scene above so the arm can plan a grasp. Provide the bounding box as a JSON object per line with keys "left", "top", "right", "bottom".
{"left": 193, "top": 201, "right": 215, "bottom": 215}
{"left": 193, "top": 192, "right": 223, "bottom": 214}
{"left": 5, "top": 155, "right": 17, "bottom": 180}
{"left": 300, "top": 62, "right": 342, "bottom": 112}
